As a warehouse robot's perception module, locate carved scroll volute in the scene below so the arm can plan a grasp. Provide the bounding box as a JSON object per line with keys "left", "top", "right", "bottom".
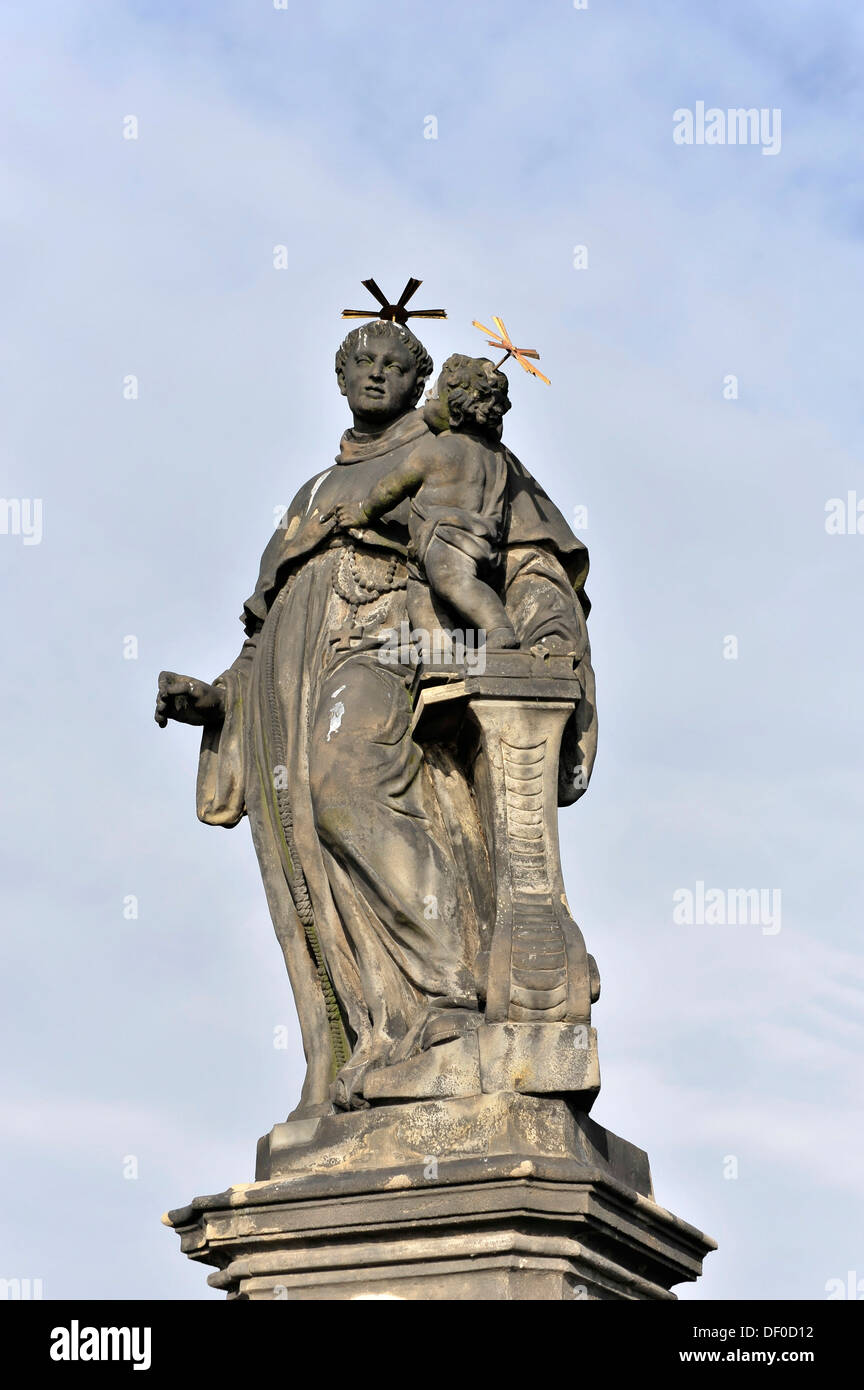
{"left": 467, "top": 698, "right": 593, "bottom": 1026}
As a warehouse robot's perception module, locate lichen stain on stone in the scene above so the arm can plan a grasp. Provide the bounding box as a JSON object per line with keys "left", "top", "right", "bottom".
{"left": 228, "top": 1182, "right": 263, "bottom": 1204}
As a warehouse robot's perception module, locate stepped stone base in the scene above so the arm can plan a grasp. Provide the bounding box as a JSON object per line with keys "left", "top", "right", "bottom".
{"left": 165, "top": 1094, "right": 716, "bottom": 1300}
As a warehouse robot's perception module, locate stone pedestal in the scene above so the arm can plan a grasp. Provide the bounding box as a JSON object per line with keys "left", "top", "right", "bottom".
{"left": 165, "top": 1095, "right": 715, "bottom": 1300}
{"left": 412, "top": 653, "right": 599, "bottom": 1033}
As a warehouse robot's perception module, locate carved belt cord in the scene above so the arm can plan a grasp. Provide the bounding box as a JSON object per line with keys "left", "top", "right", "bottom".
{"left": 261, "top": 577, "right": 350, "bottom": 1073}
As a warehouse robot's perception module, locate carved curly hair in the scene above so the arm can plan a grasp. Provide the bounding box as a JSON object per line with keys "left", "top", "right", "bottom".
{"left": 334, "top": 320, "right": 433, "bottom": 407}
{"left": 437, "top": 354, "right": 511, "bottom": 440}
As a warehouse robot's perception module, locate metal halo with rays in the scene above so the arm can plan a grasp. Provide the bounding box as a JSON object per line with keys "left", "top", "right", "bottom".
{"left": 472, "top": 316, "right": 551, "bottom": 385}
{"left": 341, "top": 278, "right": 447, "bottom": 326}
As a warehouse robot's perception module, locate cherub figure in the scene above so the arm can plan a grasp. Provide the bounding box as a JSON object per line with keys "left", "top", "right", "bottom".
{"left": 323, "top": 354, "right": 518, "bottom": 649}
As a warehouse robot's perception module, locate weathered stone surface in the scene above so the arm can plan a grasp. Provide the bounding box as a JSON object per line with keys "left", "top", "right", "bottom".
{"left": 165, "top": 1101, "right": 715, "bottom": 1301}
{"left": 478, "top": 1021, "right": 600, "bottom": 1097}
{"left": 361, "top": 1020, "right": 600, "bottom": 1104}
{"left": 255, "top": 1092, "right": 613, "bottom": 1183}
{"left": 363, "top": 1021, "right": 600, "bottom": 1105}
{"left": 364, "top": 1034, "right": 482, "bottom": 1102}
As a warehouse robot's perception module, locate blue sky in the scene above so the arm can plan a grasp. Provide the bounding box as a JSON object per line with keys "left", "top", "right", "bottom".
{"left": 1, "top": 0, "right": 862, "bottom": 1300}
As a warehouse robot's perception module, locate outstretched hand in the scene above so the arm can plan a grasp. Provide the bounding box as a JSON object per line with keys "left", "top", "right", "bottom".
{"left": 155, "top": 672, "right": 226, "bottom": 728}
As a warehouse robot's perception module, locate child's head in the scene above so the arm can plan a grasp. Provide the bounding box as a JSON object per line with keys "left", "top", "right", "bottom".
{"left": 423, "top": 354, "right": 511, "bottom": 441}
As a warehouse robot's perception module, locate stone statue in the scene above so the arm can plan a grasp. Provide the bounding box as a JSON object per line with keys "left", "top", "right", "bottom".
{"left": 161, "top": 305, "right": 715, "bottom": 1300}
{"left": 156, "top": 318, "right": 597, "bottom": 1113}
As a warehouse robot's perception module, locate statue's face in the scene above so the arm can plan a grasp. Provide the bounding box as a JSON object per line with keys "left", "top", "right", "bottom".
{"left": 340, "top": 331, "right": 419, "bottom": 424}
